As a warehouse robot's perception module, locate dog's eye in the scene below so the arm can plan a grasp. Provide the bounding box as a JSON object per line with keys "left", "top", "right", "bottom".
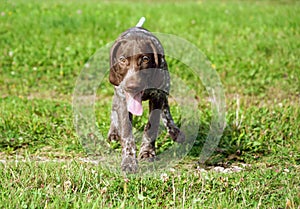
{"left": 119, "top": 56, "right": 127, "bottom": 64}
{"left": 141, "top": 56, "right": 150, "bottom": 64}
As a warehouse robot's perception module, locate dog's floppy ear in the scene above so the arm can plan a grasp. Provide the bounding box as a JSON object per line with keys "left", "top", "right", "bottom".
{"left": 147, "top": 37, "right": 166, "bottom": 70}
{"left": 146, "top": 40, "right": 160, "bottom": 68}
{"left": 109, "top": 41, "right": 125, "bottom": 86}
{"left": 160, "top": 54, "right": 168, "bottom": 70}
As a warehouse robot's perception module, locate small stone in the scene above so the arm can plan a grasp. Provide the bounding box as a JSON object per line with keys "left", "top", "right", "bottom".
{"left": 213, "top": 166, "right": 225, "bottom": 172}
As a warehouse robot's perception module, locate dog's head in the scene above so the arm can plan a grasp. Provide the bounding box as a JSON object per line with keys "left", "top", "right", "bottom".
{"left": 109, "top": 27, "right": 170, "bottom": 116}
{"left": 109, "top": 27, "right": 167, "bottom": 85}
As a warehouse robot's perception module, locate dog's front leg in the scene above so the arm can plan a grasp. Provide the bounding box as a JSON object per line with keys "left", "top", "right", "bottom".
{"left": 139, "top": 96, "right": 163, "bottom": 161}
{"left": 107, "top": 94, "right": 120, "bottom": 142}
{"left": 113, "top": 87, "right": 138, "bottom": 173}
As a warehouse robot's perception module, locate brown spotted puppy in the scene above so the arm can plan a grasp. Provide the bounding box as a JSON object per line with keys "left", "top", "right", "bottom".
{"left": 108, "top": 27, "right": 185, "bottom": 173}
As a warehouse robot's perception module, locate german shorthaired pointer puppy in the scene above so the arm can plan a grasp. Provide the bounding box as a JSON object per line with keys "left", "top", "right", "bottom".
{"left": 108, "top": 26, "right": 185, "bottom": 173}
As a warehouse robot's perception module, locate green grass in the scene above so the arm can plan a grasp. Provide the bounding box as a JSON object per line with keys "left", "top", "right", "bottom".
{"left": 0, "top": 161, "right": 299, "bottom": 208}
{"left": 1, "top": 0, "right": 300, "bottom": 208}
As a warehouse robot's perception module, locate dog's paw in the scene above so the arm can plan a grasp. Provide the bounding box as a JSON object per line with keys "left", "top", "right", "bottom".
{"left": 121, "top": 156, "right": 138, "bottom": 173}
{"left": 138, "top": 145, "right": 156, "bottom": 162}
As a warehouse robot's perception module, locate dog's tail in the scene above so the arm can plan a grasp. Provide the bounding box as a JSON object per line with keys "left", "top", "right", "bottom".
{"left": 136, "top": 17, "right": 146, "bottom": 27}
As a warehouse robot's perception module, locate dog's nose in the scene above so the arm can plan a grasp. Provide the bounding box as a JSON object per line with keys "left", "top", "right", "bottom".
{"left": 124, "top": 81, "right": 143, "bottom": 94}
{"left": 124, "top": 72, "right": 145, "bottom": 94}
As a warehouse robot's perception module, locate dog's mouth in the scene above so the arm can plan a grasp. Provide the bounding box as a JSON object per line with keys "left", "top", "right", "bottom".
{"left": 125, "top": 91, "right": 144, "bottom": 116}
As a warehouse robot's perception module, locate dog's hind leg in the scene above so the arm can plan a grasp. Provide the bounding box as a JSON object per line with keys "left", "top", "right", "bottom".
{"left": 161, "top": 97, "right": 185, "bottom": 143}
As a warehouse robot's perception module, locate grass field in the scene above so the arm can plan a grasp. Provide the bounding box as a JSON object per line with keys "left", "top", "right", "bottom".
{"left": 1, "top": 0, "right": 300, "bottom": 208}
